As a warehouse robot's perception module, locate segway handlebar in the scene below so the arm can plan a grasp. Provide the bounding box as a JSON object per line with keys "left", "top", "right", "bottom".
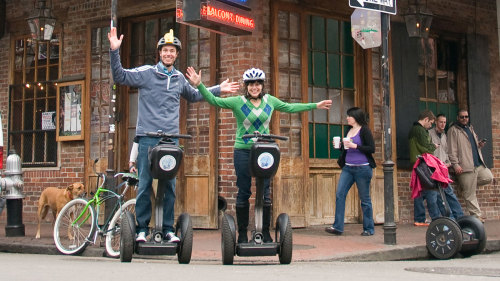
{"left": 145, "top": 130, "right": 192, "bottom": 139}
{"left": 242, "top": 132, "right": 289, "bottom": 141}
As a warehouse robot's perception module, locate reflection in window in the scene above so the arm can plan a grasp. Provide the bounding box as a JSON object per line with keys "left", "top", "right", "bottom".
{"left": 9, "top": 37, "right": 59, "bottom": 167}
{"left": 418, "top": 37, "right": 459, "bottom": 124}
{"left": 308, "top": 15, "right": 354, "bottom": 159}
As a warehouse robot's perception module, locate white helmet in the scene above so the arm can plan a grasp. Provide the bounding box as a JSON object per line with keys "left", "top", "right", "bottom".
{"left": 243, "top": 68, "right": 265, "bottom": 82}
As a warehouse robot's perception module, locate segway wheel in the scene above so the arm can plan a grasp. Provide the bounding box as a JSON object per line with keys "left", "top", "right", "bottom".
{"left": 221, "top": 214, "right": 235, "bottom": 265}
{"left": 120, "top": 210, "right": 135, "bottom": 262}
{"left": 426, "top": 218, "right": 462, "bottom": 259}
{"left": 276, "top": 213, "right": 293, "bottom": 264}
{"left": 176, "top": 213, "right": 193, "bottom": 264}
{"left": 457, "top": 216, "right": 487, "bottom": 256}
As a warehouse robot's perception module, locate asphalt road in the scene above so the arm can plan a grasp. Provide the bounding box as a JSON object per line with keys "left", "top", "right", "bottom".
{"left": 1, "top": 251, "right": 500, "bottom": 280}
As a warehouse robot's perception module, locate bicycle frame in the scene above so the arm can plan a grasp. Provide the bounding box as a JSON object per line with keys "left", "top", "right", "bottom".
{"left": 70, "top": 174, "right": 133, "bottom": 244}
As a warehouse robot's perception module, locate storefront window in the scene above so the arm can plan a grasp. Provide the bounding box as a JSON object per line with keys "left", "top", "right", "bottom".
{"left": 307, "top": 16, "right": 354, "bottom": 159}
{"left": 9, "top": 37, "right": 59, "bottom": 167}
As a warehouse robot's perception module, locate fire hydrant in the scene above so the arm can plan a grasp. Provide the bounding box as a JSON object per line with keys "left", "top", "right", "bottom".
{"left": 0, "top": 149, "right": 25, "bottom": 236}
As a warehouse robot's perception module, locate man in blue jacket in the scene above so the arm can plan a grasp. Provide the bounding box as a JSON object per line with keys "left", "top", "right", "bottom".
{"left": 108, "top": 27, "right": 239, "bottom": 242}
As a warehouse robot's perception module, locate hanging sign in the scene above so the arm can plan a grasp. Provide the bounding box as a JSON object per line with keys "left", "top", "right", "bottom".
{"left": 176, "top": 0, "right": 255, "bottom": 36}
{"left": 351, "top": 8, "right": 382, "bottom": 49}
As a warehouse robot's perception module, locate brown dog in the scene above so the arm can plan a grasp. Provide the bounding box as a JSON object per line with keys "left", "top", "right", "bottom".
{"left": 35, "top": 183, "right": 85, "bottom": 239}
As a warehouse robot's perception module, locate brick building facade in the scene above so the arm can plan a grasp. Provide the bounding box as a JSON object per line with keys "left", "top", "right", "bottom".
{"left": 0, "top": 0, "right": 499, "bottom": 228}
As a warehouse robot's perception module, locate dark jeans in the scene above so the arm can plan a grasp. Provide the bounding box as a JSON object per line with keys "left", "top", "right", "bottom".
{"left": 414, "top": 189, "right": 440, "bottom": 222}
{"left": 437, "top": 185, "right": 464, "bottom": 220}
{"left": 135, "top": 136, "right": 177, "bottom": 234}
{"left": 234, "top": 149, "right": 271, "bottom": 207}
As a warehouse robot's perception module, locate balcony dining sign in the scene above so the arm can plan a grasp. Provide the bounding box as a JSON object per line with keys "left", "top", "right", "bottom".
{"left": 176, "top": 0, "right": 255, "bottom": 35}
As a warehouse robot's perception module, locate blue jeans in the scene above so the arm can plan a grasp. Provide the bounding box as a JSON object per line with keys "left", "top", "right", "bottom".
{"left": 437, "top": 185, "right": 464, "bottom": 220}
{"left": 332, "top": 165, "right": 374, "bottom": 234}
{"left": 135, "top": 136, "right": 177, "bottom": 234}
{"left": 234, "top": 149, "right": 271, "bottom": 207}
{"left": 414, "top": 189, "right": 440, "bottom": 222}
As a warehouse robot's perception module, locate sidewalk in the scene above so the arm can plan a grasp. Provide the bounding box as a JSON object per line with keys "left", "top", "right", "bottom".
{"left": 1, "top": 219, "right": 499, "bottom": 262}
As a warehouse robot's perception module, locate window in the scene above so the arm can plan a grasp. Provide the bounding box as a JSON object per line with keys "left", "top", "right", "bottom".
{"left": 10, "top": 37, "right": 60, "bottom": 167}
{"left": 307, "top": 16, "right": 354, "bottom": 159}
{"left": 418, "top": 37, "right": 458, "bottom": 123}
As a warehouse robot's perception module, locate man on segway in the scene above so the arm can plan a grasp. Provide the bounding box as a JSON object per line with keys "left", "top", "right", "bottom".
{"left": 108, "top": 27, "right": 239, "bottom": 243}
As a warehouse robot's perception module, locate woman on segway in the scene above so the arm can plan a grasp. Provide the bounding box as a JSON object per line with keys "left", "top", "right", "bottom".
{"left": 186, "top": 67, "right": 332, "bottom": 243}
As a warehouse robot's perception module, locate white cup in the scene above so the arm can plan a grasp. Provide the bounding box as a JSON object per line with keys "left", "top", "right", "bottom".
{"left": 333, "top": 136, "right": 341, "bottom": 149}
{"left": 343, "top": 137, "right": 351, "bottom": 149}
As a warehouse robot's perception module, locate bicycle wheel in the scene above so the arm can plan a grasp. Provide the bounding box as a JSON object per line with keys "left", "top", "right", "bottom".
{"left": 53, "top": 198, "right": 96, "bottom": 255}
{"left": 105, "top": 199, "right": 136, "bottom": 258}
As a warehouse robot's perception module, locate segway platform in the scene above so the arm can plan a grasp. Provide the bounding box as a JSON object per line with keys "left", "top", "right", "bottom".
{"left": 236, "top": 242, "right": 279, "bottom": 256}
{"left": 136, "top": 241, "right": 178, "bottom": 255}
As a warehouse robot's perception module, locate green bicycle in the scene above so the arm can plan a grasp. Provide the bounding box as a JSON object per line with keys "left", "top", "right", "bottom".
{"left": 53, "top": 166, "right": 138, "bottom": 257}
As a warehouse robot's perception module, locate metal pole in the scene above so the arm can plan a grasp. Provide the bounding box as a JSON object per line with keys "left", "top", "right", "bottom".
{"left": 105, "top": 0, "right": 118, "bottom": 220}
{"left": 381, "top": 12, "right": 396, "bottom": 245}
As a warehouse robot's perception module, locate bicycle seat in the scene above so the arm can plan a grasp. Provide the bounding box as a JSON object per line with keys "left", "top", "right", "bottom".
{"left": 116, "top": 172, "right": 139, "bottom": 186}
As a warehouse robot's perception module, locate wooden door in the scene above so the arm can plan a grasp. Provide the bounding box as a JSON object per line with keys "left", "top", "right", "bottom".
{"left": 175, "top": 27, "right": 218, "bottom": 229}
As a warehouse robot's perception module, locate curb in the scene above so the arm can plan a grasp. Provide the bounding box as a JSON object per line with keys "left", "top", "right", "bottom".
{"left": 1, "top": 240, "right": 499, "bottom": 262}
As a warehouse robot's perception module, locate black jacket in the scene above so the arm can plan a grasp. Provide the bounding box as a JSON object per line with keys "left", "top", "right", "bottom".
{"left": 337, "top": 126, "right": 376, "bottom": 168}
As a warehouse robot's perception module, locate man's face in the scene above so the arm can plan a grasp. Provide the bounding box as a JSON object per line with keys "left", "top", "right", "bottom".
{"left": 159, "top": 45, "right": 178, "bottom": 67}
{"left": 457, "top": 111, "right": 469, "bottom": 126}
{"left": 423, "top": 117, "right": 434, "bottom": 129}
{"left": 436, "top": 116, "right": 446, "bottom": 132}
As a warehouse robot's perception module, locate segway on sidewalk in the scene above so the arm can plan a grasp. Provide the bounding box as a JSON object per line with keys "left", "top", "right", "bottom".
{"left": 415, "top": 156, "right": 486, "bottom": 259}
{"left": 120, "top": 131, "right": 193, "bottom": 263}
{"left": 221, "top": 133, "right": 293, "bottom": 265}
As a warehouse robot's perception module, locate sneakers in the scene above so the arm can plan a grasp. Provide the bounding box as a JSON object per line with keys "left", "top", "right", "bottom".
{"left": 165, "top": 232, "right": 180, "bottom": 243}
{"left": 136, "top": 231, "right": 147, "bottom": 242}
{"left": 414, "top": 222, "right": 430, "bottom": 227}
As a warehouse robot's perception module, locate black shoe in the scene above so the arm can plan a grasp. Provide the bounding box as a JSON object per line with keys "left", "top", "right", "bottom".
{"left": 237, "top": 232, "right": 248, "bottom": 243}
{"left": 262, "top": 229, "right": 273, "bottom": 243}
{"left": 325, "top": 226, "right": 342, "bottom": 235}
{"left": 361, "top": 231, "right": 374, "bottom": 236}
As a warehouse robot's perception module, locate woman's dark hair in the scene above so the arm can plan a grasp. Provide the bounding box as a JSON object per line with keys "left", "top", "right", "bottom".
{"left": 244, "top": 80, "right": 265, "bottom": 99}
{"left": 346, "top": 107, "right": 368, "bottom": 126}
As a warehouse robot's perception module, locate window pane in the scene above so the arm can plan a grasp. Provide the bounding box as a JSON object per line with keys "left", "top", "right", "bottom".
{"left": 342, "top": 56, "right": 354, "bottom": 88}
{"left": 329, "top": 124, "right": 342, "bottom": 159}
{"left": 314, "top": 124, "right": 328, "bottom": 158}
{"left": 278, "top": 11, "right": 289, "bottom": 39}
{"left": 290, "top": 13, "right": 300, "bottom": 40}
{"left": 342, "top": 22, "right": 353, "bottom": 54}
{"left": 328, "top": 54, "right": 340, "bottom": 88}
{"left": 313, "top": 52, "right": 326, "bottom": 86}
{"left": 327, "top": 19, "right": 339, "bottom": 52}
{"left": 311, "top": 16, "right": 325, "bottom": 51}
{"left": 329, "top": 88, "right": 341, "bottom": 123}
{"left": 312, "top": 87, "right": 327, "bottom": 123}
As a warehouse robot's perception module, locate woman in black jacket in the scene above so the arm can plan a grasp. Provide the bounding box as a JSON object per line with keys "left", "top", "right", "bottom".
{"left": 325, "top": 107, "right": 376, "bottom": 236}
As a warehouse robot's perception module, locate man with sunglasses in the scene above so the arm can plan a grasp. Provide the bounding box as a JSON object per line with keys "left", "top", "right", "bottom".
{"left": 447, "top": 109, "right": 493, "bottom": 222}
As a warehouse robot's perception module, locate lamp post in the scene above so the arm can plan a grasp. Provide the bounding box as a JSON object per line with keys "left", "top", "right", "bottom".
{"left": 404, "top": 0, "right": 433, "bottom": 38}
{"left": 27, "top": 0, "right": 56, "bottom": 41}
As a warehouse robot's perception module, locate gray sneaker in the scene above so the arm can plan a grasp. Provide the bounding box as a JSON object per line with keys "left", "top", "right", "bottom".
{"left": 136, "top": 231, "right": 147, "bottom": 242}
{"left": 165, "top": 232, "right": 180, "bottom": 243}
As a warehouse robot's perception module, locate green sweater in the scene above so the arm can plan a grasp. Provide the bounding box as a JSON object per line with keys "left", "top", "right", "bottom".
{"left": 198, "top": 83, "right": 317, "bottom": 149}
{"left": 408, "top": 122, "right": 436, "bottom": 165}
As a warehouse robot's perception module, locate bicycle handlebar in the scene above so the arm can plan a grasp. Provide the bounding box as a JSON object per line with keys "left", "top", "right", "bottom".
{"left": 146, "top": 130, "right": 192, "bottom": 139}
{"left": 242, "top": 133, "right": 289, "bottom": 141}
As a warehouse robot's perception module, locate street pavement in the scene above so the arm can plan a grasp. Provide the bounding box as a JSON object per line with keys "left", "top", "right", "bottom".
{"left": 0, "top": 219, "right": 499, "bottom": 263}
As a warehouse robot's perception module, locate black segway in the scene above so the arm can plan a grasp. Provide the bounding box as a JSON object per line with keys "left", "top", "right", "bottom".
{"left": 415, "top": 156, "right": 486, "bottom": 259}
{"left": 120, "top": 131, "right": 193, "bottom": 263}
{"left": 221, "top": 133, "right": 293, "bottom": 265}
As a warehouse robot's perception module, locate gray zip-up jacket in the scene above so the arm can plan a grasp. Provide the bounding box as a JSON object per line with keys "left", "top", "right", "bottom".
{"left": 110, "top": 48, "right": 220, "bottom": 136}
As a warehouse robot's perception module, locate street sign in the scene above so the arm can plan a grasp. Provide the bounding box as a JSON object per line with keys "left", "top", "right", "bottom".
{"left": 351, "top": 9, "right": 381, "bottom": 49}
{"left": 349, "top": 0, "right": 397, "bottom": 15}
